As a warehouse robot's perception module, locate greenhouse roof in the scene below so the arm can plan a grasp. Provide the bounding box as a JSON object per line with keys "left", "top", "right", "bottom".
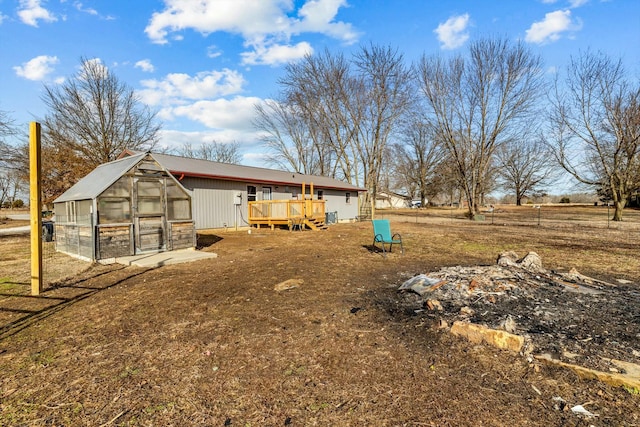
{"left": 53, "top": 153, "right": 146, "bottom": 203}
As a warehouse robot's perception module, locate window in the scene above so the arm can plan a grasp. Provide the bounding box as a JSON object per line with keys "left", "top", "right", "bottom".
{"left": 317, "top": 190, "right": 324, "bottom": 200}
{"left": 66, "top": 201, "right": 76, "bottom": 223}
{"left": 247, "top": 186, "right": 257, "bottom": 202}
{"left": 262, "top": 187, "right": 272, "bottom": 200}
{"left": 345, "top": 192, "right": 351, "bottom": 204}
{"left": 97, "top": 177, "right": 131, "bottom": 224}
{"left": 166, "top": 181, "right": 191, "bottom": 220}
{"left": 137, "top": 180, "right": 163, "bottom": 215}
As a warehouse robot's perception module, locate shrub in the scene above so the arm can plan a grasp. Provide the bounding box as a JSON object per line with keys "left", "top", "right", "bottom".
{"left": 560, "top": 197, "right": 570, "bottom": 204}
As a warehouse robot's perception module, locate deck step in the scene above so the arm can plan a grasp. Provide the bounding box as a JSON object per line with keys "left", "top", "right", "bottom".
{"left": 303, "top": 218, "right": 328, "bottom": 231}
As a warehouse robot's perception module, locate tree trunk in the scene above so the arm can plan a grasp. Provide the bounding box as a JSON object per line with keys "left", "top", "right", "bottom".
{"left": 515, "top": 184, "right": 522, "bottom": 206}
{"left": 613, "top": 200, "right": 624, "bottom": 221}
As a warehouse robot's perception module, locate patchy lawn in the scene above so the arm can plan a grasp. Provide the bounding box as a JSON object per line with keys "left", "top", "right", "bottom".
{"left": 0, "top": 206, "right": 638, "bottom": 426}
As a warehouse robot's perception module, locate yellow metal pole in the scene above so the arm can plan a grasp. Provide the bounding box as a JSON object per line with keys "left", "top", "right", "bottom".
{"left": 30, "top": 122, "right": 43, "bottom": 296}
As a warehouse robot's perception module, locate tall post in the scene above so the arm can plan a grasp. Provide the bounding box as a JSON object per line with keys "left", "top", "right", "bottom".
{"left": 309, "top": 182, "right": 314, "bottom": 200}
{"left": 30, "top": 122, "right": 43, "bottom": 296}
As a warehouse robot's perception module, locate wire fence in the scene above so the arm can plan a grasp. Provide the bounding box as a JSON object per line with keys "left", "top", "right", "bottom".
{"left": 0, "top": 215, "right": 92, "bottom": 297}
{"left": 376, "top": 204, "right": 640, "bottom": 233}
{"left": 41, "top": 215, "right": 93, "bottom": 290}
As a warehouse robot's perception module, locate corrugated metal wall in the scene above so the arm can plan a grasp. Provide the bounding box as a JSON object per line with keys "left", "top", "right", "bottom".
{"left": 180, "top": 177, "right": 359, "bottom": 229}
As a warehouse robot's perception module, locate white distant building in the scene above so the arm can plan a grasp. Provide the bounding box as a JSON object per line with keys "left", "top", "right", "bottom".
{"left": 375, "top": 191, "right": 411, "bottom": 209}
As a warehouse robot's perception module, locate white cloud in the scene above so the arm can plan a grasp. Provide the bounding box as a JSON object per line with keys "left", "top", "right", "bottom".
{"left": 144, "top": 0, "right": 358, "bottom": 64}
{"left": 525, "top": 10, "right": 582, "bottom": 44}
{"left": 139, "top": 69, "right": 246, "bottom": 106}
{"left": 434, "top": 13, "right": 470, "bottom": 50}
{"left": 170, "top": 96, "right": 264, "bottom": 129}
{"left": 74, "top": 1, "right": 98, "bottom": 15}
{"left": 242, "top": 151, "right": 270, "bottom": 163}
{"left": 207, "top": 45, "right": 222, "bottom": 58}
{"left": 18, "top": 0, "right": 57, "bottom": 27}
{"left": 241, "top": 41, "right": 313, "bottom": 66}
{"left": 569, "top": 0, "right": 588, "bottom": 7}
{"left": 0, "top": 13, "right": 7, "bottom": 24}
{"left": 13, "top": 55, "right": 59, "bottom": 80}
{"left": 157, "top": 128, "right": 270, "bottom": 166}
{"left": 159, "top": 128, "right": 257, "bottom": 147}
{"left": 292, "top": 0, "right": 359, "bottom": 43}
{"left": 78, "top": 58, "right": 110, "bottom": 81}
{"left": 135, "top": 59, "right": 155, "bottom": 73}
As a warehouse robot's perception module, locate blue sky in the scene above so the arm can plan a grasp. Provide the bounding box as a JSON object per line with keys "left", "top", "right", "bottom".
{"left": 1, "top": 0, "right": 639, "bottom": 167}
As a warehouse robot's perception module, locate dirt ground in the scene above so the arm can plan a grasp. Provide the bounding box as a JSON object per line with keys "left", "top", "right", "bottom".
{"left": 0, "top": 205, "right": 639, "bottom": 426}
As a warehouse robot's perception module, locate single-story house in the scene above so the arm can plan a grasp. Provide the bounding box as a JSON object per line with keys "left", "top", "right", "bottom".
{"left": 53, "top": 151, "right": 365, "bottom": 261}
{"left": 375, "top": 191, "right": 411, "bottom": 209}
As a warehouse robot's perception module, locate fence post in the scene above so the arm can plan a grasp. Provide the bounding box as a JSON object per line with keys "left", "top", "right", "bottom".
{"left": 29, "top": 122, "right": 43, "bottom": 296}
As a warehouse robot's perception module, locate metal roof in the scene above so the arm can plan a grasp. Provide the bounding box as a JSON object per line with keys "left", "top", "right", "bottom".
{"left": 53, "top": 153, "right": 146, "bottom": 203}
{"left": 152, "top": 152, "right": 366, "bottom": 191}
{"left": 54, "top": 151, "right": 365, "bottom": 204}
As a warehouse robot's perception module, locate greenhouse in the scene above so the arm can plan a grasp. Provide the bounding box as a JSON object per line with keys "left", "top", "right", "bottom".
{"left": 53, "top": 153, "right": 195, "bottom": 261}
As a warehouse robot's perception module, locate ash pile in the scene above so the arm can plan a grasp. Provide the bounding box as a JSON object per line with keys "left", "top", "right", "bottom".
{"left": 398, "top": 251, "right": 640, "bottom": 372}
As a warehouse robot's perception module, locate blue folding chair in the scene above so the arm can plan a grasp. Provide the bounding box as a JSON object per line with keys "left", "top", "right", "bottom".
{"left": 372, "top": 219, "right": 403, "bottom": 257}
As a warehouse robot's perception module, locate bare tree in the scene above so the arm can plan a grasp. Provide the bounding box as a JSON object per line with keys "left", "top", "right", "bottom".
{"left": 546, "top": 51, "right": 640, "bottom": 221}
{"left": 279, "top": 49, "right": 360, "bottom": 182}
{"left": 0, "top": 170, "right": 23, "bottom": 208}
{"left": 0, "top": 109, "right": 21, "bottom": 170}
{"left": 352, "top": 44, "right": 414, "bottom": 217}
{"left": 254, "top": 99, "right": 322, "bottom": 174}
{"left": 178, "top": 140, "right": 242, "bottom": 164}
{"left": 391, "top": 117, "right": 443, "bottom": 206}
{"left": 417, "top": 38, "right": 545, "bottom": 217}
{"left": 495, "top": 136, "right": 557, "bottom": 205}
{"left": 42, "top": 57, "right": 160, "bottom": 167}
{"left": 261, "top": 45, "right": 413, "bottom": 219}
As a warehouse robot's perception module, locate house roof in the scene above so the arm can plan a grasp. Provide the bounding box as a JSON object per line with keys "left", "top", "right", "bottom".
{"left": 148, "top": 152, "right": 366, "bottom": 192}
{"left": 54, "top": 153, "right": 146, "bottom": 203}
{"left": 376, "top": 190, "right": 411, "bottom": 200}
{"left": 55, "top": 151, "right": 366, "bottom": 204}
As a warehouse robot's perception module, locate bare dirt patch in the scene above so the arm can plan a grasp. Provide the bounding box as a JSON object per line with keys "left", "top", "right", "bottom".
{"left": 0, "top": 206, "right": 638, "bottom": 426}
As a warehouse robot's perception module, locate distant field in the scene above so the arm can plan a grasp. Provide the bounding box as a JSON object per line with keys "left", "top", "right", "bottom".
{"left": 379, "top": 203, "right": 640, "bottom": 231}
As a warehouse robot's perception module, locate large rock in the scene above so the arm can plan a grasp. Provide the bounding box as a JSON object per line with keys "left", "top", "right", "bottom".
{"left": 497, "top": 251, "right": 519, "bottom": 267}
{"left": 518, "top": 252, "right": 543, "bottom": 272}
{"left": 274, "top": 278, "right": 304, "bottom": 291}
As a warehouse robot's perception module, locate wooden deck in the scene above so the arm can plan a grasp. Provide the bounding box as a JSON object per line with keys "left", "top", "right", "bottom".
{"left": 248, "top": 199, "right": 327, "bottom": 230}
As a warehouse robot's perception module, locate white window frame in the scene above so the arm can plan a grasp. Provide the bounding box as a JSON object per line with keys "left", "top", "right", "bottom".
{"left": 66, "top": 201, "right": 77, "bottom": 223}
{"left": 262, "top": 186, "right": 272, "bottom": 201}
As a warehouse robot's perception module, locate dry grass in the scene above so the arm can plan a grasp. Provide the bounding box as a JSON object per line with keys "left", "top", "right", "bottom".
{"left": 0, "top": 206, "right": 638, "bottom": 426}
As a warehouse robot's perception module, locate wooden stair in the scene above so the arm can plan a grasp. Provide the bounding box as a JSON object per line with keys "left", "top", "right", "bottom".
{"left": 304, "top": 218, "right": 328, "bottom": 231}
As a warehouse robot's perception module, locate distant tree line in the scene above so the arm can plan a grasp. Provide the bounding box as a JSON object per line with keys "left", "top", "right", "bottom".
{"left": 0, "top": 40, "right": 638, "bottom": 220}
{"left": 253, "top": 39, "right": 639, "bottom": 220}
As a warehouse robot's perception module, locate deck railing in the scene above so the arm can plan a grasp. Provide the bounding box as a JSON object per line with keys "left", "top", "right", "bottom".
{"left": 248, "top": 199, "right": 325, "bottom": 227}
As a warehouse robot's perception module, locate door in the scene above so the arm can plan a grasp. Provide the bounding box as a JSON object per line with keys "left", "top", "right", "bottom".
{"left": 134, "top": 179, "right": 166, "bottom": 253}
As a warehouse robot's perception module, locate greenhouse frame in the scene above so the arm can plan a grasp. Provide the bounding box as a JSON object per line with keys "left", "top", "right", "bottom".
{"left": 53, "top": 153, "right": 195, "bottom": 261}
